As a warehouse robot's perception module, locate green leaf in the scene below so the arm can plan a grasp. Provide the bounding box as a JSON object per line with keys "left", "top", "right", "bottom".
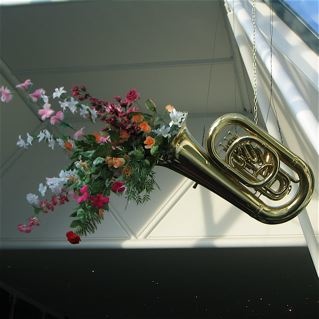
{"left": 145, "top": 99, "right": 157, "bottom": 113}
{"left": 150, "top": 145, "right": 159, "bottom": 156}
{"left": 91, "top": 179, "right": 106, "bottom": 194}
{"left": 130, "top": 149, "right": 144, "bottom": 160}
{"left": 82, "top": 150, "right": 95, "bottom": 158}
{"left": 101, "top": 167, "right": 113, "bottom": 179}
{"left": 93, "top": 157, "right": 105, "bottom": 166}
{"left": 70, "top": 211, "right": 78, "bottom": 217}
{"left": 76, "top": 209, "right": 86, "bottom": 219}
{"left": 33, "top": 207, "right": 42, "bottom": 215}
{"left": 70, "top": 220, "right": 82, "bottom": 228}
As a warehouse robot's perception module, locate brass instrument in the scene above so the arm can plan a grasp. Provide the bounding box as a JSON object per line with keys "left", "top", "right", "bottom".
{"left": 158, "top": 113, "right": 314, "bottom": 224}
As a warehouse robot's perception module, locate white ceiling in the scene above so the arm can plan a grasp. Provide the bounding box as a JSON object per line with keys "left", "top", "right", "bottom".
{"left": 2, "top": 0, "right": 296, "bottom": 251}
{"left": 0, "top": 0, "right": 247, "bottom": 114}
{"left": 0, "top": 3, "right": 317, "bottom": 317}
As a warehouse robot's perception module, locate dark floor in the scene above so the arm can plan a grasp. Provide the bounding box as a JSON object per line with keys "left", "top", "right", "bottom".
{"left": 0, "top": 247, "right": 318, "bottom": 319}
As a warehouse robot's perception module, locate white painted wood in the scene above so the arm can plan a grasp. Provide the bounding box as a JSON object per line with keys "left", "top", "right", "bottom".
{"left": 225, "top": 0, "right": 318, "bottom": 275}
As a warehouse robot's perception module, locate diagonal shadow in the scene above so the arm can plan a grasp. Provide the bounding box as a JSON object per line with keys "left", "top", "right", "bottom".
{"left": 199, "top": 186, "right": 240, "bottom": 241}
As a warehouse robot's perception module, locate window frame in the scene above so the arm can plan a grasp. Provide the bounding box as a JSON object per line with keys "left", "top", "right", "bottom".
{"left": 263, "top": 0, "right": 318, "bottom": 54}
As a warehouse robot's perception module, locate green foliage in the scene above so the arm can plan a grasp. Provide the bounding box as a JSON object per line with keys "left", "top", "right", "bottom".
{"left": 70, "top": 206, "right": 104, "bottom": 236}
{"left": 124, "top": 157, "right": 158, "bottom": 204}
{"left": 145, "top": 99, "right": 157, "bottom": 113}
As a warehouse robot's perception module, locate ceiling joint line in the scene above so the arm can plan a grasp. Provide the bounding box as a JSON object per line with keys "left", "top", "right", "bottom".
{"left": 14, "top": 57, "right": 234, "bottom": 75}
{"left": 0, "top": 121, "right": 45, "bottom": 178}
{"left": 0, "top": 58, "right": 42, "bottom": 122}
{"left": 108, "top": 205, "right": 137, "bottom": 239}
{"left": 137, "top": 178, "right": 194, "bottom": 239}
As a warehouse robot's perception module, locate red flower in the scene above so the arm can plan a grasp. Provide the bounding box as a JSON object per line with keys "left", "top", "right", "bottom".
{"left": 90, "top": 194, "right": 110, "bottom": 208}
{"left": 125, "top": 89, "right": 140, "bottom": 104}
{"left": 66, "top": 231, "right": 81, "bottom": 244}
{"left": 111, "top": 181, "right": 126, "bottom": 193}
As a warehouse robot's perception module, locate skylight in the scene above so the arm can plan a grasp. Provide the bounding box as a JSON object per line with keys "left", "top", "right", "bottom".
{"left": 282, "top": 0, "right": 318, "bottom": 35}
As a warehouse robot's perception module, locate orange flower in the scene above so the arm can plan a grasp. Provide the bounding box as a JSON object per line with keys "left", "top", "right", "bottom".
{"left": 105, "top": 156, "right": 113, "bottom": 167}
{"left": 119, "top": 129, "right": 130, "bottom": 142}
{"left": 165, "top": 104, "right": 175, "bottom": 113}
{"left": 64, "top": 140, "right": 73, "bottom": 151}
{"left": 123, "top": 166, "right": 132, "bottom": 176}
{"left": 131, "top": 114, "right": 144, "bottom": 123}
{"left": 92, "top": 132, "right": 109, "bottom": 144}
{"left": 113, "top": 157, "right": 126, "bottom": 168}
{"left": 144, "top": 136, "right": 155, "bottom": 149}
{"left": 106, "top": 157, "right": 126, "bottom": 168}
{"left": 92, "top": 132, "right": 102, "bottom": 143}
{"left": 139, "top": 121, "right": 151, "bottom": 133}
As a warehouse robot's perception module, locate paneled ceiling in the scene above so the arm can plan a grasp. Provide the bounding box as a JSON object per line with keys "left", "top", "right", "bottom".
{"left": 2, "top": 0, "right": 294, "bottom": 251}
{"left": 0, "top": 0, "right": 248, "bottom": 115}
{"left": 0, "top": 2, "right": 317, "bottom": 318}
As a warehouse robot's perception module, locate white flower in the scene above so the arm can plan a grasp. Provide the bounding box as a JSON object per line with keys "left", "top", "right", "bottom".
{"left": 56, "top": 138, "right": 65, "bottom": 148}
{"left": 41, "top": 94, "right": 49, "bottom": 104}
{"left": 89, "top": 108, "right": 98, "bottom": 122}
{"left": 38, "top": 183, "right": 47, "bottom": 197}
{"left": 153, "top": 125, "right": 171, "bottom": 138}
{"left": 59, "top": 97, "right": 78, "bottom": 113}
{"left": 44, "top": 130, "right": 52, "bottom": 139}
{"left": 46, "top": 177, "right": 67, "bottom": 194}
{"left": 37, "top": 130, "right": 46, "bottom": 142}
{"left": 59, "top": 169, "right": 77, "bottom": 179}
{"left": 74, "top": 161, "right": 83, "bottom": 169}
{"left": 26, "top": 193, "right": 40, "bottom": 207}
{"left": 59, "top": 100, "right": 69, "bottom": 111}
{"left": 37, "top": 129, "right": 52, "bottom": 142}
{"left": 26, "top": 133, "right": 33, "bottom": 145}
{"left": 16, "top": 135, "right": 28, "bottom": 149}
{"left": 47, "top": 137, "right": 55, "bottom": 150}
{"left": 79, "top": 104, "right": 90, "bottom": 117}
{"left": 67, "top": 97, "right": 78, "bottom": 113}
{"left": 169, "top": 109, "right": 187, "bottom": 127}
{"left": 52, "top": 87, "right": 66, "bottom": 99}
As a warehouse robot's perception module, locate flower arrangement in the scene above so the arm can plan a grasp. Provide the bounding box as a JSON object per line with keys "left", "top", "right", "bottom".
{"left": 0, "top": 80, "right": 187, "bottom": 244}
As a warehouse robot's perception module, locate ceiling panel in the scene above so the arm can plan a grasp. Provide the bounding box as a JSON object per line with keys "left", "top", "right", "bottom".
{"left": 1, "top": 0, "right": 231, "bottom": 70}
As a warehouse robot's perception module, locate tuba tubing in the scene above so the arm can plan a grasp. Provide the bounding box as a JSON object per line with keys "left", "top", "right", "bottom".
{"left": 158, "top": 114, "right": 314, "bottom": 224}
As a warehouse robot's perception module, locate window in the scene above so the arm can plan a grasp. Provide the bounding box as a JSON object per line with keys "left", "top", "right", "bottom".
{"left": 264, "top": 0, "right": 318, "bottom": 53}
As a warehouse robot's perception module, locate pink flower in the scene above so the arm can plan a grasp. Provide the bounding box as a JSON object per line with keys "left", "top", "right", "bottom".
{"left": 111, "top": 181, "right": 126, "bottom": 193}
{"left": 125, "top": 89, "right": 140, "bottom": 104}
{"left": 40, "top": 200, "right": 54, "bottom": 213}
{"left": 90, "top": 194, "right": 110, "bottom": 208}
{"left": 28, "top": 216, "right": 40, "bottom": 227}
{"left": 16, "top": 79, "right": 32, "bottom": 90}
{"left": 17, "top": 224, "right": 32, "bottom": 233}
{"left": 74, "top": 185, "right": 90, "bottom": 203}
{"left": 38, "top": 103, "right": 55, "bottom": 121}
{"left": 0, "top": 86, "right": 13, "bottom": 103}
{"left": 29, "top": 88, "right": 45, "bottom": 102}
{"left": 73, "top": 127, "right": 85, "bottom": 140}
{"left": 50, "top": 111, "right": 64, "bottom": 125}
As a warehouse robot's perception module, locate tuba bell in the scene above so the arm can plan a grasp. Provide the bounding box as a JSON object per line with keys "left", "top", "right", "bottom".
{"left": 158, "top": 113, "right": 314, "bottom": 224}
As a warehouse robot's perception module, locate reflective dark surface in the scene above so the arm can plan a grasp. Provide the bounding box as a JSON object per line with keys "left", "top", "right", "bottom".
{"left": 0, "top": 247, "right": 318, "bottom": 319}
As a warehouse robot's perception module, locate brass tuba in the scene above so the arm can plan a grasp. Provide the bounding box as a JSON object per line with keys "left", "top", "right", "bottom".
{"left": 158, "top": 113, "right": 314, "bottom": 224}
